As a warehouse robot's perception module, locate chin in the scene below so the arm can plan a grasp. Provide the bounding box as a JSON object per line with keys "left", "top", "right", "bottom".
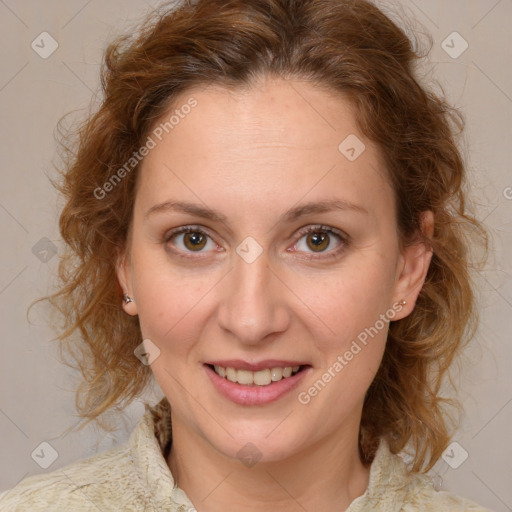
{"left": 202, "top": 421, "right": 307, "bottom": 464}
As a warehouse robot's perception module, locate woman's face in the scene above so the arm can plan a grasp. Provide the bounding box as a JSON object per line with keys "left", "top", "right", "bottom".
{"left": 117, "top": 76, "right": 432, "bottom": 462}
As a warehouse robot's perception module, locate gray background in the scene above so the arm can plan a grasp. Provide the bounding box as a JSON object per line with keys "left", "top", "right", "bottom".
{"left": 0, "top": 0, "right": 511, "bottom": 510}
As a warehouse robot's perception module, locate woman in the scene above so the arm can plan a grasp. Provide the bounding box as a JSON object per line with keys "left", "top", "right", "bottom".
{"left": 0, "top": 0, "right": 491, "bottom": 510}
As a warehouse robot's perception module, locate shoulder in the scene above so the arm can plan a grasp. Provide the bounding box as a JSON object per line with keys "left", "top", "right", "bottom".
{"left": 0, "top": 442, "right": 152, "bottom": 511}
{"left": 0, "top": 400, "right": 179, "bottom": 512}
{"left": 351, "top": 439, "right": 493, "bottom": 511}
{"left": 401, "top": 473, "right": 493, "bottom": 511}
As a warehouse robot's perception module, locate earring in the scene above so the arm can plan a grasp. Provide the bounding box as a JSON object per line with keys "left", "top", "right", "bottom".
{"left": 123, "top": 294, "right": 134, "bottom": 304}
{"left": 399, "top": 300, "right": 407, "bottom": 306}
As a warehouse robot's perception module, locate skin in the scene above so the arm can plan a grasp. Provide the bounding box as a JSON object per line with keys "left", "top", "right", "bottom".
{"left": 116, "top": 75, "right": 434, "bottom": 511}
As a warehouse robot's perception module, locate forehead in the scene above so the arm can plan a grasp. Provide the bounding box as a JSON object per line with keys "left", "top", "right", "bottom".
{"left": 135, "top": 77, "right": 393, "bottom": 222}
{"left": 158, "top": 78, "right": 361, "bottom": 151}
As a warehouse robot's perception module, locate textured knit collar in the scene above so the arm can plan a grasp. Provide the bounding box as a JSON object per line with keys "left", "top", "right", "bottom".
{"left": 134, "top": 396, "right": 421, "bottom": 511}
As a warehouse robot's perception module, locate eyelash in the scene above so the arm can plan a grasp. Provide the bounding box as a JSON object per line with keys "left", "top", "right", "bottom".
{"left": 163, "top": 224, "right": 349, "bottom": 261}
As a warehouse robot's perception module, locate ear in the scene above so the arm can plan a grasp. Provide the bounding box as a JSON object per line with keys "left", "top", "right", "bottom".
{"left": 391, "top": 210, "right": 434, "bottom": 321}
{"left": 115, "top": 245, "right": 138, "bottom": 316}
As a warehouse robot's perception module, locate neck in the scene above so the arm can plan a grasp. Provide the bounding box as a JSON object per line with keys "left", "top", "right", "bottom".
{"left": 167, "top": 414, "right": 371, "bottom": 512}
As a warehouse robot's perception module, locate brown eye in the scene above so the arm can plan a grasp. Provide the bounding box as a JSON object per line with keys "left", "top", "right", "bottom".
{"left": 182, "top": 231, "right": 207, "bottom": 251}
{"left": 165, "top": 226, "right": 217, "bottom": 257}
{"left": 305, "top": 231, "right": 330, "bottom": 252}
{"left": 293, "top": 225, "right": 347, "bottom": 258}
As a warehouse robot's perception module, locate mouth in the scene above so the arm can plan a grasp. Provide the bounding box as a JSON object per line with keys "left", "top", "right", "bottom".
{"left": 205, "top": 363, "right": 309, "bottom": 387}
{"left": 203, "top": 361, "right": 312, "bottom": 406}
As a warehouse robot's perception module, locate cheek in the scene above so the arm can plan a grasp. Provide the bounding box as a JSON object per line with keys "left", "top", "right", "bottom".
{"left": 292, "top": 253, "right": 397, "bottom": 352}
{"left": 295, "top": 263, "right": 393, "bottom": 409}
{"left": 130, "top": 251, "right": 211, "bottom": 354}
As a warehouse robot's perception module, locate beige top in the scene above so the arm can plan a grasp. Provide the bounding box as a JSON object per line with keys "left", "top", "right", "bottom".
{"left": 0, "top": 397, "right": 492, "bottom": 511}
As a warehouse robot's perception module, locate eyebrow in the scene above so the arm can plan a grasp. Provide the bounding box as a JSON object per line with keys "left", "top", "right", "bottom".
{"left": 144, "top": 199, "right": 368, "bottom": 225}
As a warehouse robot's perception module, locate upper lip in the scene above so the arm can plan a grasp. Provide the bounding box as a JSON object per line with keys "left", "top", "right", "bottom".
{"left": 205, "top": 359, "right": 310, "bottom": 371}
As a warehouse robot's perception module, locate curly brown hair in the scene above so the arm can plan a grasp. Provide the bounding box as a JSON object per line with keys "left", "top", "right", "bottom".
{"left": 35, "top": 0, "right": 488, "bottom": 473}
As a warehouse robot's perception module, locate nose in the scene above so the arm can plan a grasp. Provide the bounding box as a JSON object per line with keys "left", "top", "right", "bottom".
{"left": 216, "top": 249, "right": 291, "bottom": 346}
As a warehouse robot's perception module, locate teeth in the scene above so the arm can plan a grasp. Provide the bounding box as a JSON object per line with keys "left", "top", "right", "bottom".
{"left": 214, "top": 365, "right": 226, "bottom": 378}
{"left": 236, "top": 369, "right": 254, "bottom": 385}
{"left": 212, "top": 365, "right": 302, "bottom": 386}
{"left": 226, "top": 367, "right": 237, "bottom": 382}
{"left": 253, "top": 369, "right": 271, "bottom": 386}
{"left": 270, "top": 367, "right": 283, "bottom": 381}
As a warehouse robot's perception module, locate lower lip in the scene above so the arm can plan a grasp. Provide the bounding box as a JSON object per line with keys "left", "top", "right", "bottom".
{"left": 204, "top": 364, "right": 311, "bottom": 406}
